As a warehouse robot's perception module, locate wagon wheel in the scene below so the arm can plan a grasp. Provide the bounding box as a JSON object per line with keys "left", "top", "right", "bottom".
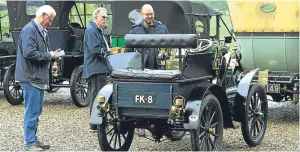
{"left": 165, "top": 123, "right": 186, "bottom": 141}
{"left": 70, "top": 65, "right": 88, "bottom": 107}
{"left": 3, "top": 64, "right": 24, "bottom": 105}
{"left": 241, "top": 84, "right": 268, "bottom": 147}
{"left": 191, "top": 94, "right": 223, "bottom": 151}
{"left": 98, "top": 111, "right": 134, "bottom": 151}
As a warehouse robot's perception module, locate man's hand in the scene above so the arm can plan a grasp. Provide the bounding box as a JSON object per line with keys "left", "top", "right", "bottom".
{"left": 50, "top": 48, "right": 63, "bottom": 59}
{"left": 50, "top": 51, "right": 56, "bottom": 59}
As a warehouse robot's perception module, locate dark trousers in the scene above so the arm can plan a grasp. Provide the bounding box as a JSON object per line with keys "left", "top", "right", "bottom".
{"left": 88, "top": 73, "right": 108, "bottom": 130}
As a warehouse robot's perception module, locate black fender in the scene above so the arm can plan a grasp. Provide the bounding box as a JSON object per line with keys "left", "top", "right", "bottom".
{"left": 1, "top": 63, "right": 15, "bottom": 83}
{"left": 234, "top": 68, "right": 260, "bottom": 121}
{"left": 4, "top": 63, "right": 15, "bottom": 70}
{"left": 2, "top": 63, "right": 16, "bottom": 79}
{"left": 89, "top": 83, "right": 113, "bottom": 125}
{"left": 186, "top": 83, "right": 234, "bottom": 129}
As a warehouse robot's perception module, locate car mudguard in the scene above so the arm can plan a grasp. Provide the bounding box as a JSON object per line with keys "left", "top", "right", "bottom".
{"left": 4, "top": 63, "right": 15, "bottom": 70}
{"left": 184, "top": 83, "right": 232, "bottom": 129}
{"left": 183, "top": 100, "right": 202, "bottom": 129}
{"left": 234, "top": 68, "right": 260, "bottom": 121}
{"left": 89, "top": 83, "right": 113, "bottom": 125}
{"left": 237, "top": 68, "right": 260, "bottom": 98}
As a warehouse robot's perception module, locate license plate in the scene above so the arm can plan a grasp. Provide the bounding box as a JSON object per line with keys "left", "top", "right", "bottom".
{"left": 265, "top": 84, "right": 280, "bottom": 93}
{"left": 134, "top": 93, "right": 155, "bottom": 105}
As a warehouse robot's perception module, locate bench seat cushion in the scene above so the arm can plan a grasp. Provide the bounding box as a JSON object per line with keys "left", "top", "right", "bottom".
{"left": 111, "top": 69, "right": 181, "bottom": 80}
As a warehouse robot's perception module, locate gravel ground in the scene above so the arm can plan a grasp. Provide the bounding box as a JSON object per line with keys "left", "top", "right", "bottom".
{"left": 0, "top": 88, "right": 299, "bottom": 151}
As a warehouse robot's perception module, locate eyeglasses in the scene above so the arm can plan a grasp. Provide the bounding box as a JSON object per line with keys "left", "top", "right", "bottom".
{"left": 98, "top": 15, "right": 108, "bottom": 20}
{"left": 45, "top": 14, "right": 53, "bottom": 23}
{"left": 142, "top": 12, "right": 154, "bottom": 17}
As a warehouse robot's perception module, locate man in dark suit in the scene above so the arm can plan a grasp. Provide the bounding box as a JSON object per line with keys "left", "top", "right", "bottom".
{"left": 83, "top": 7, "right": 112, "bottom": 132}
{"left": 15, "top": 5, "right": 60, "bottom": 151}
{"left": 125, "top": 4, "right": 168, "bottom": 69}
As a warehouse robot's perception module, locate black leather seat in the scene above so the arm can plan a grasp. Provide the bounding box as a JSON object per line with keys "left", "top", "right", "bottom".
{"left": 111, "top": 69, "right": 181, "bottom": 80}
{"left": 107, "top": 52, "right": 181, "bottom": 80}
{"left": 109, "top": 53, "right": 214, "bottom": 80}
{"left": 108, "top": 34, "right": 202, "bottom": 80}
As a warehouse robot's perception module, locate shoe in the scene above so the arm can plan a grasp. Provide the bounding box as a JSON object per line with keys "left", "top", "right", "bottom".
{"left": 90, "top": 124, "right": 97, "bottom": 133}
{"left": 37, "top": 140, "right": 50, "bottom": 149}
{"left": 24, "top": 144, "right": 44, "bottom": 151}
{"left": 137, "top": 128, "right": 145, "bottom": 136}
{"left": 89, "top": 129, "right": 97, "bottom": 133}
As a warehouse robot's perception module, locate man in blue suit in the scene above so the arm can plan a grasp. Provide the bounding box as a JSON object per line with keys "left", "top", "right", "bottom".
{"left": 83, "top": 7, "right": 112, "bottom": 132}
{"left": 15, "top": 5, "right": 61, "bottom": 151}
{"left": 125, "top": 4, "right": 168, "bottom": 69}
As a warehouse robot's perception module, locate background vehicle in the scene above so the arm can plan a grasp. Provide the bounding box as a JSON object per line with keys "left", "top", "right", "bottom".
{"left": 0, "top": 1, "right": 16, "bottom": 91}
{"left": 4, "top": 1, "right": 113, "bottom": 107}
{"left": 227, "top": 0, "right": 299, "bottom": 103}
{"left": 90, "top": 1, "right": 268, "bottom": 151}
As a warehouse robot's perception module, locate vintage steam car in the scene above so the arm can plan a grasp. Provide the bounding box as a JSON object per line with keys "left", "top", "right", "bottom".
{"left": 89, "top": 1, "right": 268, "bottom": 151}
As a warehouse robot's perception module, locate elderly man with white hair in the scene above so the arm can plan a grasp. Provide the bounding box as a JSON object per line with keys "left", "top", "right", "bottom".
{"left": 83, "top": 7, "right": 112, "bottom": 132}
{"left": 15, "top": 5, "right": 61, "bottom": 151}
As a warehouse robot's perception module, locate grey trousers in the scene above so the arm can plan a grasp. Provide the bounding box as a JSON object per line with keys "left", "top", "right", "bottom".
{"left": 88, "top": 73, "right": 108, "bottom": 130}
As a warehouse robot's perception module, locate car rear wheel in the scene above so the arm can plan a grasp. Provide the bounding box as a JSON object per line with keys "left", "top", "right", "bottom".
{"left": 98, "top": 111, "right": 134, "bottom": 151}
{"left": 70, "top": 65, "right": 88, "bottom": 107}
{"left": 191, "top": 94, "right": 223, "bottom": 151}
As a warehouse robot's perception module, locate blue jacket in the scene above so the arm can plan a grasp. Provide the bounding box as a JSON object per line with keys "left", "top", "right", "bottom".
{"left": 83, "top": 21, "right": 110, "bottom": 79}
{"left": 15, "top": 20, "right": 51, "bottom": 85}
{"left": 125, "top": 20, "right": 168, "bottom": 69}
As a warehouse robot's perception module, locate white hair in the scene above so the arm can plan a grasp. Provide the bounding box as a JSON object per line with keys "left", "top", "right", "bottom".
{"left": 35, "top": 5, "right": 56, "bottom": 17}
{"left": 92, "top": 7, "right": 107, "bottom": 19}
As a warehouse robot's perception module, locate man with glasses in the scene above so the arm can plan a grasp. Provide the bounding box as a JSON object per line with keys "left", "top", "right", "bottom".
{"left": 15, "top": 5, "right": 60, "bottom": 151}
{"left": 125, "top": 4, "right": 168, "bottom": 136}
{"left": 83, "top": 7, "right": 112, "bottom": 133}
{"left": 125, "top": 4, "right": 168, "bottom": 70}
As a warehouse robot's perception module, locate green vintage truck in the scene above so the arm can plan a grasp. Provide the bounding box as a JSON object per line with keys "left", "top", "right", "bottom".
{"left": 227, "top": 1, "right": 299, "bottom": 103}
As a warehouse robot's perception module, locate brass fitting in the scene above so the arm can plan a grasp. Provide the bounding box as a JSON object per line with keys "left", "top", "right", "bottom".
{"left": 101, "top": 103, "right": 110, "bottom": 112}
{"left": 208, "top": 128, "right": 215, "bottom": 134}
{"left": 170, "top": 105, "right": 181, "bottom": 116}
{"left": 166, "top": 60, "right": 173, "bottom": 70}
{"left": 97, "top": 96, "right": 105, "bottom": 103}
{"left": 53, "top": 72, "right": 58, "bottom": 77}
{"left": 96, "top": 96, "right": 110, "bottom": 113}
{"left": 173, "top": 96, "right": 185, "bottom": 108}
{"left": 174, "top": 99, "right": 184, "bottom": 106}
